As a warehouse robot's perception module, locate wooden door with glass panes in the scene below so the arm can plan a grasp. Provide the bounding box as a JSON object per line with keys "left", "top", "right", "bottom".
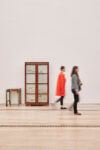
{"left": 25, "top": 62, "right": 49, "bottom": 106}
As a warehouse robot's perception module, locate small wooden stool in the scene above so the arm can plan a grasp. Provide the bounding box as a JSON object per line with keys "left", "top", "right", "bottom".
{"left": 6, "top": 89, "right": 21, "bottom": 106}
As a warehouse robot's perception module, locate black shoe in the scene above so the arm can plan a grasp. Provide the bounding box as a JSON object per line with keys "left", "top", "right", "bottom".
{"left": 61, "top": 107, "right": 67, "bottom": 110}
{"left": 74, "top": 112, "right": 82, "bottom": 115}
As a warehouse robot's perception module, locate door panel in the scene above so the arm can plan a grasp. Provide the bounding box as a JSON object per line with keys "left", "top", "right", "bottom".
{"left": 38, "top": 74, "right": 48, "bottom": 83}
{"left": 38, "top": 65, "right": 48, "bottom": 73}
{"left": 26, "top": 84, "right": 35, "bottom": 94}
{"left": 26, "top": 65, "right": 36, "bottom": 73}
{"left": 26, "top": 74, "right": 36, "bottom": 83}
{"left": 38, "top": 94, "right": 48, "bottom": 102}
{"left": 26, "top": 94, "right": 35, "bottom": 102}
{"left": 38, "top": 84, "right": 47, "bottom": 94}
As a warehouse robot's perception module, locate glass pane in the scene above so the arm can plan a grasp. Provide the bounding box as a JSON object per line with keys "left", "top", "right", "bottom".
{"left": 38, "top": 74, "right": 47, "bottom": 83}
{"left": 26, "top": 65, "right": 35, "bottom": 73}
{"left": 26, "top": 94, "right": 35, "bottom": 102}
{"left": 26, "top": 74, "right": 35, "bottom": 83}
{"left": 26, "top": 84, "right": 35, "bottom": 93}
{"left": 38, "top": 65, "right": 48, "bottom": 73}
{"left": 38, "top": 94, "right": 48, "bottom": 102}
{"left": 38, "top": 84, "right": 47, "bottom": 93}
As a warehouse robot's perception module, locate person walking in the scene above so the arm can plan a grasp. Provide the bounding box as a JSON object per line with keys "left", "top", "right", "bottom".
{"left": 68, "top": 77, "right": 82, "bottom": 111}
{"left": 71, "top": 66, "right": 82, "bottom": 115}
{"left": 55, "top": 66, "right": 67, "bottom": 109}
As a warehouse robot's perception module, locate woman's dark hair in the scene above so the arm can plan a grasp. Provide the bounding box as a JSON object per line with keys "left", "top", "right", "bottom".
{"left": 60, "top": 66, "right": 65, "bottom": 71}
{"left": 71, "top": 66, "right": 78, "bottom": 77}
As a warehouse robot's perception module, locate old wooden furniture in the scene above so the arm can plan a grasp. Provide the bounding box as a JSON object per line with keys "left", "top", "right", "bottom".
{"left": 25, "top": 62, "right": 49, "bottom": 106}
{"left": 6, "top": 89, "right": 21, "bottom": 106}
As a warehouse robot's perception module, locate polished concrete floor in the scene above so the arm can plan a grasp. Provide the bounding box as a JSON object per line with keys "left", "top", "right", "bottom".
{"left": 0, "top": 104, "right": 100, "bottom": 150}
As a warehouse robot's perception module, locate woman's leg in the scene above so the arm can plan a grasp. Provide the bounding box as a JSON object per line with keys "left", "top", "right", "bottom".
{"left": 55, "top": 96, "right": 67, "bottom": 109}
{"left": 73, "top": 91, "right": 80, "bottom": 114}
{"left": 60, "top": 96, "right": 64, "bottom": 106}
{"left": 56, "top": 97, "right": 62, "bottom": 103}
{"left": 60, "top": 96, "right": 67, "bottom": 109}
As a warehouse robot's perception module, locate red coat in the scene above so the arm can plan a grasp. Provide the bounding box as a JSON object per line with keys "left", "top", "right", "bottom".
{"left": 56, "top": 72, "right": 66, "bottom": 96}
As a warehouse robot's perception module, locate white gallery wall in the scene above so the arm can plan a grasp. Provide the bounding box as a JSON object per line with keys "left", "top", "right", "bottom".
{"left": 0, "top": 0, "right": 100, "bottom": 104}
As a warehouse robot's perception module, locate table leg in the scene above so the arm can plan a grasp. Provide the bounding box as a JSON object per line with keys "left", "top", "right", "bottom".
{"left": 9, "top": 91, "right": 11, "bottom": 106}
{"left": 6, "top": 91, "right": 8, "bottom": 107}
{"left": 19, "top": 89, "right": 21, "bottom": 105}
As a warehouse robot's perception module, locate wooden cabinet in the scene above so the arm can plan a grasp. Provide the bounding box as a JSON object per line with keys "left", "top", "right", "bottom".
{"left": 25, "top": 62, "right": 49, "bottom": 106}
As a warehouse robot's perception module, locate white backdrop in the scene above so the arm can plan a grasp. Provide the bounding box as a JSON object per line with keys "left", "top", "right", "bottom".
{"left": 0, "top": 0, "right": 100, "bottom": 104}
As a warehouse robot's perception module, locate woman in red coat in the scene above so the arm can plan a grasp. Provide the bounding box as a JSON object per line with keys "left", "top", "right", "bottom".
{"left": 55, "top": 66, "right": 67, "bottom": 109}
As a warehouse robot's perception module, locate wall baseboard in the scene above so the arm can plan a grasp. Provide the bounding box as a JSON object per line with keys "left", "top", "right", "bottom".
{"left": 0, "top": 103, "right": 100, "bottom": 106}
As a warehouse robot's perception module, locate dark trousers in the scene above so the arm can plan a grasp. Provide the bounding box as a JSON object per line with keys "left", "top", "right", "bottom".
{"left": 72, "top": 89, "right": 79, "bottom": 113}
{"left": 56, "top": 96, "right": 64, "bottom": 106}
